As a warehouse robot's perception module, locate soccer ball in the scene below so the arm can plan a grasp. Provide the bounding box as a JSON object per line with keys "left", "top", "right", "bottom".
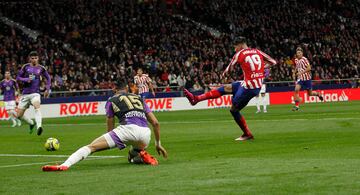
{"left": 44, "top": 138, "right": 60, "bottom": 151}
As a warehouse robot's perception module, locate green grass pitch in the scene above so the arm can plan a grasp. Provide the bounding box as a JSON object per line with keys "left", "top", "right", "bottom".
{"left": 0, "top": 101, "right": 360, "bottom": 194}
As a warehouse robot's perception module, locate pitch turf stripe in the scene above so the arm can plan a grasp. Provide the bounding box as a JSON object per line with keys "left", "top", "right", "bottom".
{"left": 0, "top": 117, "right": 359, "bottom": 128}
{"left": 0, "top": 154, "right": 124, "bottom": 158}
{"left": 0, "top": 156, "right": 124, "bottom": 169}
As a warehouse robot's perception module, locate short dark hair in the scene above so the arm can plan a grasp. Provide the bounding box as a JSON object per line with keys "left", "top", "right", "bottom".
{"left": 233, "top": 36, "right": 247, "bottom": 45}
{"left": 29, "top": 51, "right": 38, "bottom": 57}
{"left": 114, "top": 80, "right": 128, "bottom": 90}
{"left": 296, "top": 47, "right": 303, "bottom": 52}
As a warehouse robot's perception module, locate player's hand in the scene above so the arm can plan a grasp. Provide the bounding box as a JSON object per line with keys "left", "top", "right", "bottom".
{"left": 152, "top": 91, "right": 156, "bottom": 97}
{"left": 44, "top": 90, "right": 50, "bottom": 98}
{"left": 155, "top": 144, "right": 168, "bottom": 158}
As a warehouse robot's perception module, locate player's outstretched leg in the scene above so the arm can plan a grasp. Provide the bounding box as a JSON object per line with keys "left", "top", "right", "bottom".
{"left": 308, "top": 90, "right": 324, "bottom": 101}
{"left": 17, "top": 109, "right": 35, "bottom": 133}
{"left": 292, "top": 84, "right": 302, "bottom": 111}
{"left": 184, "top": 85, "right": 229, "bottom": 105}
{"left": 128, "top": 148, "right": 158, "bottom": 166}
{"left": 8, "top": 110, "right": 17, "bottom": 127}
{"left": 262, "top": 95, "right": 267, "bottom": 113}
{"left": 8, "top": 110, "right": 22, "bottom": 127}
{"left": 255, "top": 96, "right": 261, "bottom": 113}
{"left": 31, "top": 99, "right": 44, "bottom": 135}
{"left": 42, "top": 135, "right": 111, "bottom": 171}
{"left": 292, "top": 100, "right": 300, "bottom": 111}
{"left": 230, "top": 108, "right": 253, "bottom": 141}
{"left": 34, "top": 108, "right": 43, "bottom": 135}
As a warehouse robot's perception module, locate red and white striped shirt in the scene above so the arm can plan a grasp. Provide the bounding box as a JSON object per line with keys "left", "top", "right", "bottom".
{"left": 134, "top": 74, "right": 152, "bottom": 94}
{"left": 223, "top": 48, "right": 277, "bottom": 89}
{"left": 294, "top": 57, "right": 312, "bottom": 81}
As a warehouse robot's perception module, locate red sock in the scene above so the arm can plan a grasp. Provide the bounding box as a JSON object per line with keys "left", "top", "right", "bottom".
{"left": 238, "top": 116, "right": 252, "bottom": 135}
{"left": 196, "top": 89, "right": 222, "bottom": 101}
{"left": 295, "top": 101, "right": 300, "bottom": 107}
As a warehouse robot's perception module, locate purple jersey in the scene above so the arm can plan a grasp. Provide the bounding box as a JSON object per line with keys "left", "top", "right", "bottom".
{"left": 105, "top": 93, "right": 151, "bottom": 128}
{"left": 16, "top": 63, "right": 51, "bottom": 95}
{"left": 0, "top": 79, "right": 18, "bottom": 101}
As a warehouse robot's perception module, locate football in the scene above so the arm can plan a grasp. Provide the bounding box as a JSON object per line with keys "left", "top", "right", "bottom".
{"left": 44, "top": 138, "right": 60, "bottom": 151}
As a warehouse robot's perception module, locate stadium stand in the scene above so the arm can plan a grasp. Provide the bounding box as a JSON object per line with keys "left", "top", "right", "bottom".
{"left": 0, "top": 0, "right": 359, "bottom": 93}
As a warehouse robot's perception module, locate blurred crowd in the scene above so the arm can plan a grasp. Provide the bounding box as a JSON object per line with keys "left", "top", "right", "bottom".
{"left": 0, "top": 0, "right": 359, "bottom": 93}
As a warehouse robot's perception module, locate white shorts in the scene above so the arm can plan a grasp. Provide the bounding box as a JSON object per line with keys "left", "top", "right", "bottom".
{"left": 4, "top": 101, "right": 16, "bottom": 110}
{"left": 104, "top": 124, "right": 151, "bottom": 150}
{"left": 18, "top": 93, "right": 41, "bottom": 110}
{"left": 260, "top": 84, "right": 266, "bottom": 94}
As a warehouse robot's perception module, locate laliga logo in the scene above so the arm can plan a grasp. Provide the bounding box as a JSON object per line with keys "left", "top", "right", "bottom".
{"left": 291, "top": 90, "right": 349, "bottom": 103}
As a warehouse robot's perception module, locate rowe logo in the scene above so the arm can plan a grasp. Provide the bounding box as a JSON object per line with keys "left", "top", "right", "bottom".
{"left": 291, "top": 90, "right": 349, "bottom": 103}
{"left": 145, "top": 98, "right": 173, "bottom": 110}
{"left": 208, "top": 95, "right": 232, "bottom": 107}
{"left": 60, "top": 102, "right": 99, "bottom": 115}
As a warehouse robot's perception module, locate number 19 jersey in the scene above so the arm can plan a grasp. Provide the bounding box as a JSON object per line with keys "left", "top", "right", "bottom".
{"left": 223, "top": 48, "right": 276, "bottom": 89}
{"left": 105, "top": 93, "right": 151, "bottom": 127}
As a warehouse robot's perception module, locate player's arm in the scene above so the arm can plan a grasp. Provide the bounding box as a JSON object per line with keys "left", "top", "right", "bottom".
{"left": 14, "top": 80, "right": 20, "bottom": 95}
{"left": 106, "top": 117, "right": 115, "bottom": 132}
{"left": 16, "top": 66, "right": 31, "bottom": 83}
{"left": 146, "top": 111, "right": 168, "bottom": 158}
{"left": 105, "top": 101, "right": 115, "bottom": 132}
{"left": 134, "top": 77, "right": 140, "bottom": 94}
{"left": 42, "top": 68, "right": 51, "bottom": 98}
{"left": 258, "top": 50, "right": 277, "bottom": 67}
{"left": 222, "top": 51, "right": 241, "bottom": 77}
{"left": 147, "top": 76, "right": 156, "bottom": 96}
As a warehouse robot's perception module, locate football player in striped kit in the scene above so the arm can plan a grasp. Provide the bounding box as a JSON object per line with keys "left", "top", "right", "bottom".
{"left": 292, "top": 47, "right": 323, "bottom": 111}
{"left": 184, "top": 37, "right": 277, "bottom": 141}
{"left": 134, "top": 68, "right": 155, "bottom": 99}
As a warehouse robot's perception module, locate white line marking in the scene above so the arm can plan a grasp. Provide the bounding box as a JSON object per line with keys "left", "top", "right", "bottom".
{"left": 1, "top": 116, "right": 359, "bottom": 128}
{"left": 0, "top": 155, "right": 124, "bottom": 168}
{"left": 0, "top": 154, "right": 124, "bottom": 158}
{"left": 0, "top": 161, "right": 61, "bottom": 168}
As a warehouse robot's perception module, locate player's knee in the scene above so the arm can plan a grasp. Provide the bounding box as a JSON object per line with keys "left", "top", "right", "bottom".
{"left": 33, "top": 104, "right": 41, "bottom": 109}
{"left": 17, "top": 110, "right": 24, "bottom": 118}
{"left": 86, "top": 144, "right": 98, "bottom": 153}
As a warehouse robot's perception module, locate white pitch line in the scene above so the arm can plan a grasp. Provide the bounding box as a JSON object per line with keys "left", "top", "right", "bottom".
{"left": 0, "top": 161, "right": 61, "bottom": 168}
{"left": 0, "top": 116, "right": 359, "bottom": 128}
{"left": 0, "top": 155, "right": 124, "bottom": 169}
{"left": 0, "top": 154, "right": 124, "bottom": 158}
